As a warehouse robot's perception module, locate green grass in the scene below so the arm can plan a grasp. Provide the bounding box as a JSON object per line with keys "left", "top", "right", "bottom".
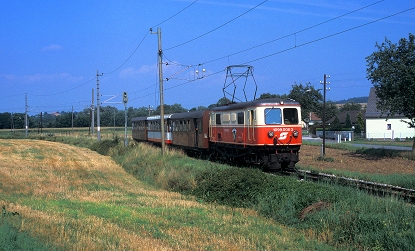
{"left": 110, "top": 140, "right": 415, "bottom": 250}
{"left": 2, "top": 133, "right": 415, "bottom": 250}
{"left": 0, "top": 218, "right": 55, "bottom": 251}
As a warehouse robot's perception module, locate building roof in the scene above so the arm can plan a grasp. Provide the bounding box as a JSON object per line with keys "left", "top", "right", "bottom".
{"left": 327, "top": 110, "right": 364, "bottom": 124}
{"left": 365, "top": 87, "right": 405, "bottom": 119}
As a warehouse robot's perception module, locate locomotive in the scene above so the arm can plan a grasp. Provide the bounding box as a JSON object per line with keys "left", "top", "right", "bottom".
{"left": 131, "top": 98, "right": 302, "bottom": 171}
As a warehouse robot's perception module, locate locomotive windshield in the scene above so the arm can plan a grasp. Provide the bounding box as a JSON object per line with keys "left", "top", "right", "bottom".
{"left": 283, "top": 108, "right": 299, "bottom": 124}
{"left": 265, "top": 107, "right": 299, "bottom": 125}
{"left": 264, "top": 108, "right": 282, "bottom": 124}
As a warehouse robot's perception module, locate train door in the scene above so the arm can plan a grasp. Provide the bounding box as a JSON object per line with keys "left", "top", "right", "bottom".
{"left": 209, "top": 112, "right": 215, "bottom": 141}
{"left": 194, "top": 118, "right": 199, "bottom": 147}
{"left": 247, "top": 109, "right": 256, "bottom": 143}
{"left": 166, "top": 119, "right": 172, "bottom": 142}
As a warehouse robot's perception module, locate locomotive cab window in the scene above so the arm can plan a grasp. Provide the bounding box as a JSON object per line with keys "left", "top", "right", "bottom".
{"left": 283, "top": 108, "right": 299, "bottom": 124}
{"left": 264, "top": 108, "right": 282, "bottom": 124}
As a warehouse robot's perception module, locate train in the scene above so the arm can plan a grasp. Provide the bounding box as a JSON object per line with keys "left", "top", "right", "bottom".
{"left": 131, "top": 98, "right": 302, "bottom": 171}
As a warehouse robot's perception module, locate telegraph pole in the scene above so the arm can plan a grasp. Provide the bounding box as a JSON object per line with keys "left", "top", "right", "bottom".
{"left": 91, "top": 88, "right": 94, "bottom": 135}
{"left": 71, "top": 105, "right": 74, "bottom": 133}
{"left": 123, "top": 92, "right": 128, "bottom": 147}
{"left": 151, "top": 27, "right": 165, "bottom": 155}
{"left": 25, "top": 93, "right": 28, "bottom": 137}
{"left": 321, "top": 74, "right": 330, "bottom": 157}
{"left": 96, "top": 70, "right": 103, "bottom": 141}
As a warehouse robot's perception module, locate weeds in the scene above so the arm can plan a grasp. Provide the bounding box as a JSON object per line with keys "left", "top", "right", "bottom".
{"left": 2, "top": 135, "right": 415, "bottom": 250}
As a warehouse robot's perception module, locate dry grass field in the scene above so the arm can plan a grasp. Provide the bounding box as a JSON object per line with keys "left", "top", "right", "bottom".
{"left": 0, "top": 139, "right": 327, "bottom": 250}
{"left": 299, "top": 144, "right": 415, "bottom": 175}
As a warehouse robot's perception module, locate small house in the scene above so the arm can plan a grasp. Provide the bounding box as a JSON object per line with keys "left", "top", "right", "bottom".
{"left": 365, "top": 87, "right": 415, "bottom": 140}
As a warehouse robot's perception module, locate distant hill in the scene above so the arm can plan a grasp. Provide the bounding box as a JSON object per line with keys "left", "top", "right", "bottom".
{"left": 335, "top": 96, "right": 368, "bottom": 104}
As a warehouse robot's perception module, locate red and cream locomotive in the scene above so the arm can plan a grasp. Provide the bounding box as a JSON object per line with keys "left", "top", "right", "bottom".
{"left": 132, "top": 98, "right": 302, "bottom": 171}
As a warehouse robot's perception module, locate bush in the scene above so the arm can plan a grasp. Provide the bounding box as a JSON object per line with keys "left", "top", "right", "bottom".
{"left": 90, "top": 137, "right": 120, "bottom": 155}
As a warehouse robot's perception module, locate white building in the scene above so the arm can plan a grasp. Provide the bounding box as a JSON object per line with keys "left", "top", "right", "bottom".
{"left": 365, "top": 87, "right": 415, "bottom": 140}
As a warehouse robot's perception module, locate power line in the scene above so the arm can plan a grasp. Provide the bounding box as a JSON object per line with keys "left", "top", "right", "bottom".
{"left": 243, "top": 6, "right": 415, "bottom": 65}
{"left": 29, "top": 77, "right": 95, "bottom": 97}
{"left": 141, "top": 5, "right": 415, "bottom": 98}
{"left": 151, "top": 0, "right": 199, "bottom": 29}
{"left": 201, "top": 0, "right": 385, "bottom": 66}
{"left": 104, "top": 31, "right": 150, "bottom": 75}
{"left": 104, "top": 0, "right": 200, "bottom": 75}
{"left": 165, "top": 0, "right": 269, "bottom": 51}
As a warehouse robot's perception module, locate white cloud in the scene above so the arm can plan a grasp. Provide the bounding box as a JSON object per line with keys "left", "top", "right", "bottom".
{"left": 42, "top": 44, "right": 63, "bottom": 52}
{"left": 119, "top": 65, "right": 157, "bottom": 78}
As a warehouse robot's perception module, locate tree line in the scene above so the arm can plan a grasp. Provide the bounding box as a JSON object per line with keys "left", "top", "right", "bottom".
{"left": 0, "top": 87, "right": 364, "bottom": 131}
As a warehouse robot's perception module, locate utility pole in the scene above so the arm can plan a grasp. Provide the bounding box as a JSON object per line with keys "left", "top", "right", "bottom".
{"left": 38, "top": 112, "right": 43, "bottom": 134}
{"left": 96, "top": 71, "right": 103, "bottom": 141}
{"left": 321, "top": 74, "right": 330, "bottom": 157}
{"left": 25, "top": 93, "right": 28, "bottom": 137}
{"left": 151, "top": 27, "right": 165, "bottom": 155}
{"left": 71, "top": 105, "right": 74, "bottom": 133}
{"left": 11, "top": 113, "right": 14, "bottom": 132}
{"left": 123, "top": 92, "right": 128, "bottom": 147}
{"left": 91, "top": 88, "right": 94, "bottom": 135}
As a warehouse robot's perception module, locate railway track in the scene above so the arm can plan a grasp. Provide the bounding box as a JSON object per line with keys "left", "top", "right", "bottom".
{"left": 287, "top": 169, "right": 415, "bottom": 203}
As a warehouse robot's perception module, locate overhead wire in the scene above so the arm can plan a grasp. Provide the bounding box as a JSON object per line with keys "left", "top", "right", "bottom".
{"left": 103, "top": 31, "right": 150, "bottom": 75}
{"left": 242, "top": 6, "right": 415, "bottom": 65}
{"left": 10, "top": 0, "right": 201, "bottom": 112}
{"left": 158, "top": 0, "right": 386, "bottom": 89}
{"left": 151, "top": 0, "right": 199, "bottom": 29}
{"left": 151, "top": 5, "right": 415, "bottom": 97}
{"left": 200, "top": 0, "right": 386, "bottom": 66}
{"left": 164, "top": 0, "right": 269, "bottom": 51}
{"left": 29, "top": 77, "right": 95, "bottom": 97}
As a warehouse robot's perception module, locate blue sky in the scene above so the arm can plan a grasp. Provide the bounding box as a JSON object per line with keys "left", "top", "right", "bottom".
{"left": 1, "top": 0, "right": 414, "bottom": 115}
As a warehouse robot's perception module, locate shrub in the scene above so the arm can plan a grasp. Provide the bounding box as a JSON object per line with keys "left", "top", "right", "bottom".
{"left": 90, "top": 137, "right": 120, "bottom": 155}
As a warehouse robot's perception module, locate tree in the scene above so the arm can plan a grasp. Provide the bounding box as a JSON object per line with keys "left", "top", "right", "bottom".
{"left": 366, "top": 33, "right": 415, "bottom": 152}
{"left": 314, "top": 101, "right": 338, "bottom": 124}
{"left": 208, "top": 97, "right": 231, "bottom": 108}
{"left": 257, "top": 92, "right": 288, "bottom": 100}
{"left": 354, "top": 111, "right": 365, "bottom": 134}
{"left": 330, "top": 117, "right": 342, "bottom": 131}
{"left": 345, "top": 113, "right": 352, "bottom": 128}
{"left": 339, "top": 102, "right": 362, "bottom": 112}
{"left": 287, "top": 83, "right": 322, "bottom": 124}
{"left": 189, "top": 106, "right": 208, "bottom": 112}
{"left": 55, "top": 112, "right": 72, "bottom": 128}
{"left": 0, "top": 113, "right": 12, "bottom": 129}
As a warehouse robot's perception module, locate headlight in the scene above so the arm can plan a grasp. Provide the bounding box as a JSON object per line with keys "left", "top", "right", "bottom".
{"left": 293, "top": 130, "right": 299, "bottom": 137}
{"left": 268, "top": 130, "right": 274, "bottom": 138}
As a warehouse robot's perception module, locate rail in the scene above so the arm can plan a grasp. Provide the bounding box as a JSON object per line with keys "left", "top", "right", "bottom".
{"left": 292, "top": 169, "right": 415, "bottom": 203}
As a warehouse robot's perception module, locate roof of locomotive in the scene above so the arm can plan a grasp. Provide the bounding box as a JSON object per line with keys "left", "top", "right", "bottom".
{"left": 210, "top": 98, "right": 300, "bottom": 112}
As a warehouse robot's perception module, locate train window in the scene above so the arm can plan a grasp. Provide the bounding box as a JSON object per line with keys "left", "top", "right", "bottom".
{"left": 230, "top": 113, "right": 237, "bottom": 123}
{"left": 216, "top": 114, "right": 221, "bottom": 125}
{"left": 237, "top": 112, "right": 244, "bottom": 124}
{"left": 223, "top": 113, "right": 230, "bottom": 123}
{"left": 283, "top": 108, "right": 299, "bottom": 124}
{"left": 264, "top": 108, "right": 282, "bottom": 124}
